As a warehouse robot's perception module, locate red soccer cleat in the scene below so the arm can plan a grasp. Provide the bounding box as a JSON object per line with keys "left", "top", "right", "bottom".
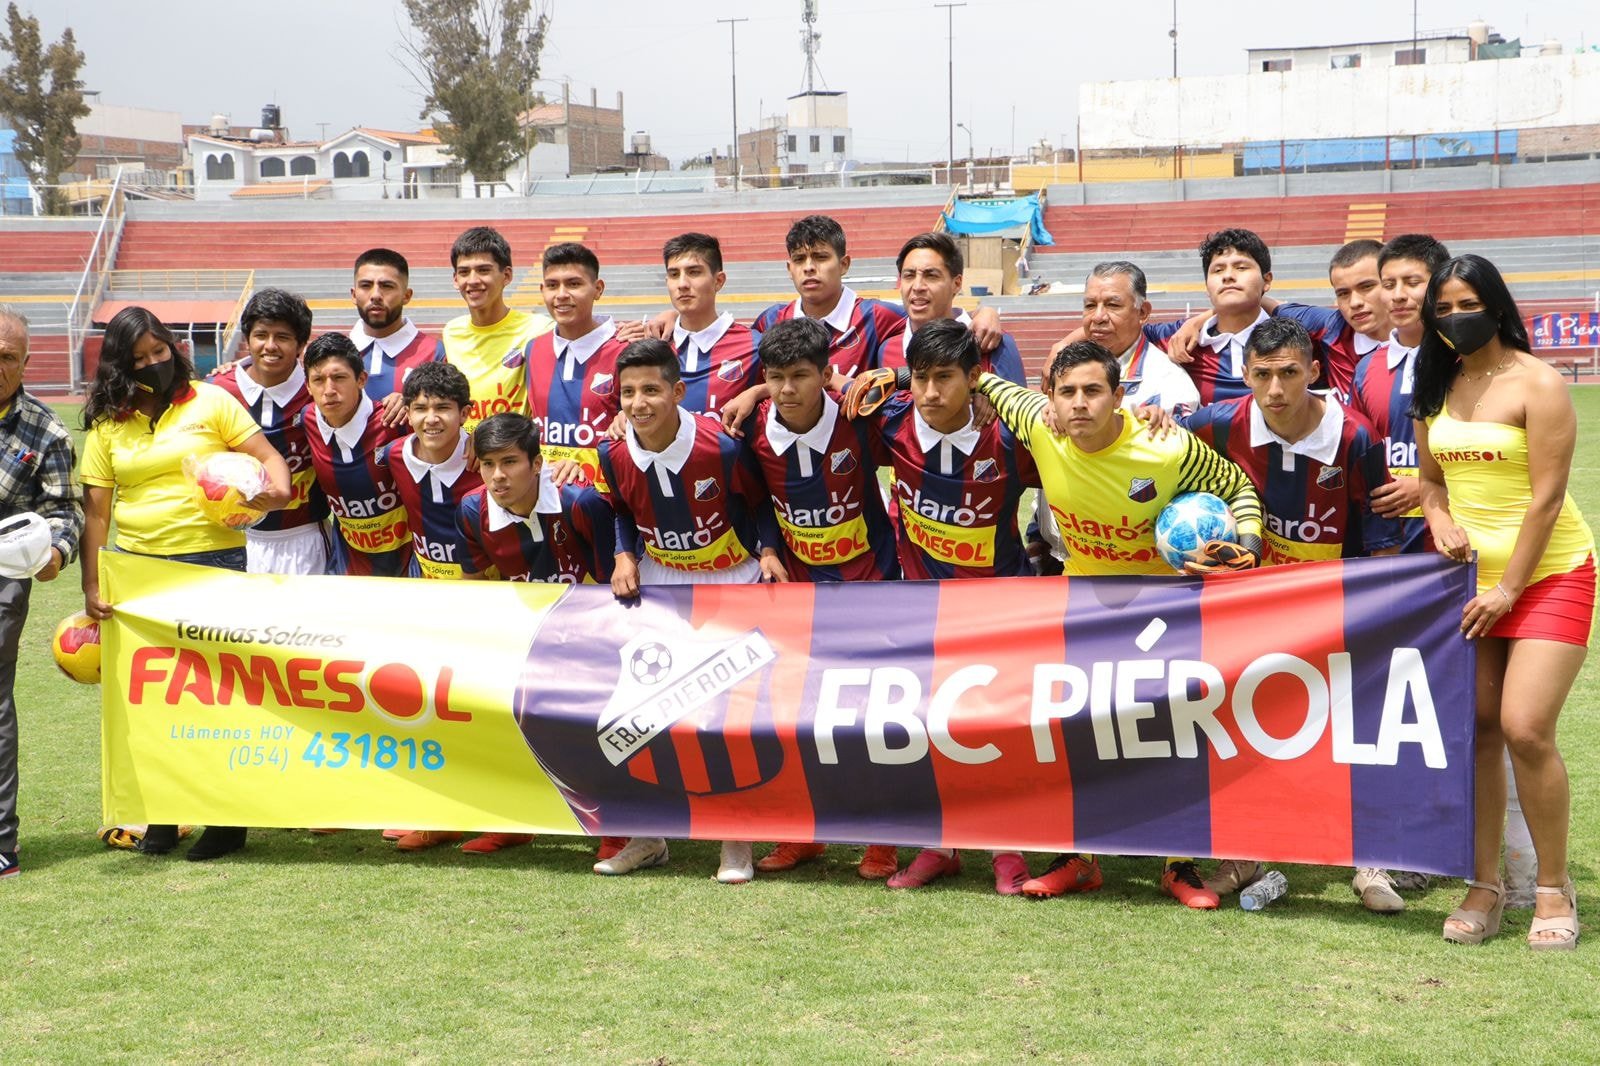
{"left": 886, "top": 849, "right": 961, "bottom": 889}
{"left": 857, "top": 844, "right": 900, "bottom": 880}
{"left": 992, "top": 852, "right": 1031, "bottom": 895}
{"left": 1162, "top": 860, "right": 1220, "bottom": 910}
{"left": 460, "top": 832, "right": 534, "bottom": 854}
{"left": 756, "top": 842, "right": 827, "bottom": 872}
{"left": 1022, "top": 853, "right": 1104, "bottom": 898}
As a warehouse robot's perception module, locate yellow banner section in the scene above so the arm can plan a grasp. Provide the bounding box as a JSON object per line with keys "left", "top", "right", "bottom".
{"left": 99, "top": 553, "right": 583, "bottom": 833}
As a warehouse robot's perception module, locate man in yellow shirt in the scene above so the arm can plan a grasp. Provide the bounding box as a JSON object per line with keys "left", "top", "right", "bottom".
{"left": 440, "top": 226, "right": 554, "bottom": 431}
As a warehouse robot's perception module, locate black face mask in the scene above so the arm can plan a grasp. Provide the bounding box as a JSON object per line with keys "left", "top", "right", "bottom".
{"left": 1436, "top": 311, "right": 1499, "bottom": 358}
{"left": 132, "top": 359, "right": 175, "bottom": 394}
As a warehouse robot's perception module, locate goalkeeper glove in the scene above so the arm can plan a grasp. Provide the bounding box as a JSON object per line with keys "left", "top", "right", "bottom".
{"left": 841, "top": 367, "right": 909, "bottom": 419}
{"left": 1182, "top": 535, "right": 1261, "bottom": 575}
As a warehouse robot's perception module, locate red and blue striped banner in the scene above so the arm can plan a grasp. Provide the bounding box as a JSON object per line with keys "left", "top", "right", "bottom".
{"left": 103, "top": 553, "right": 1476, "bottom": 875}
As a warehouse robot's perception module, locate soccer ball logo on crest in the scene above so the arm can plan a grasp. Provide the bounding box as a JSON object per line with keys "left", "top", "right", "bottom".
{"left": 629, "top": 641, "right": 673, "bottom": 685}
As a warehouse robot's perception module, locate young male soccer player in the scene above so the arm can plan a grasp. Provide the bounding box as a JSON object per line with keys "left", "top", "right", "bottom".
{"left": 1179, "top": 316, "right": 1406, "bottom": 906}
{"left": 440, "top": 226, "right": 553, "bottom": 431}
{"left": 596, "top": 339, "right": 784, "bottom": 882}
{"left": 300, "top": 333, "right": 412, "bottom": 576}
{"left": 963, "top": 341, "right": 1264, "bottom": 907}
{"left": 348, "top": 247, "right": 446, "bottom": 424}
{"left": 735, "top": 317, "right": 902, "bottom": 880}
{"left": 842, "top": 318, "right": 1040, "bottom": 893}
{"left": 1349, "top": 233, "right": 1452, "bottom": 554}
{"left": 876, "top": 232, "right": 1026, "bottom": 385}
{"left": 661, "top": 232, "right": 763, "bottom": 414}
{"left": 214, "top": 288, "right": 329, "bottom": 575}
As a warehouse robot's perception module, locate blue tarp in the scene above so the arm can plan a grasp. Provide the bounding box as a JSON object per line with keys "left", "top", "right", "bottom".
{"left": 941, "top": 193, "right": 1054, "bottom": 246}
{"left": 1241, "top": 130, "right": 1517, "bottom": 172}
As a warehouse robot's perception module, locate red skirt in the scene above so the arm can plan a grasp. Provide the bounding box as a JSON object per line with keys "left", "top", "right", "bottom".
{"left": 1489, "top": 555, "right": 1597, "bottom": 646}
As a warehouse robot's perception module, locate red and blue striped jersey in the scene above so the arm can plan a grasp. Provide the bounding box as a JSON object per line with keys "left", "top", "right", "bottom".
{"left": 551, "top": 483, "right": 617, "bottom": 583}
{"left": 302, "top": 397, "right": 410, "bottom": 576}
{"left": 752, "top": 286, "right": 906, "bottom": 378}
{"left": 512, "top": 320, "right": 627, "bottom": 486}
{"left": 1273, "top": 303, "right": 1381, "bottom": 402}
{"left": 1180, "top": 395, "right": 1400, "bottom": 564}
{"left": 1350, "top": 341, "right": 1430, "bottom": 552}
{"left": 672, "top": 314, "right": 763, "bottom": 415}
{"left": 861, "top": 395, "right": 1039, "bottom": 580}
{"left": 1145, "top": 313, "right": 1275, "bottom": 405}
{"left": 878, "top": 321, "right": 1028, "bottom": 386}
{"left": 597, "top": 411, "right": 777, "bottom": 580}
{"left": 213, "top": 363, "right": 327, "bottom": 532}
{"left": 739, "top": 393, "right": 899, "bottom": 582}
{"left": 455, "top": 486, "right": 562, "bottom": 582}
{"left": 349, "top": 320, "right": 447, "bottom": 403}
{"left": 378, "top": 431, "right": 483, "bottom": 579}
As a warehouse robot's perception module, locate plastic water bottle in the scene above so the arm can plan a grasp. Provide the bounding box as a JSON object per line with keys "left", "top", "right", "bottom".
{"left": 1239, "top": 870, "right": 1288, "bottom": 911}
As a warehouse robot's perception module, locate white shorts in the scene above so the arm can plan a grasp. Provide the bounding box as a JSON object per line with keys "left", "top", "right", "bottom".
{"left": 247, "top": 523, "right": 330, "bottom": 576}
{"left": 639, "top": 554, "right": 761, "bottom": 586}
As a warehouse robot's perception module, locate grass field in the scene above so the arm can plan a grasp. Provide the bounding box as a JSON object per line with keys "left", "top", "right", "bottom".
{"left": 4, "top": 394, "right": 1600, "bottom": 1064}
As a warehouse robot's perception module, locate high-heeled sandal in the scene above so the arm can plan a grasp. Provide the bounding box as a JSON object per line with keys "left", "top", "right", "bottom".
{"left": 1443, "top": 879, "right": 1505, "bottom": 945}
{"left": 1528, "top": 881, "right": 1579, "bottom": 951}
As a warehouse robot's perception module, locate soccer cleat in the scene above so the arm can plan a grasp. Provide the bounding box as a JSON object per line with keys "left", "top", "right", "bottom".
{"left": 0, "top": 850, "right": 16, "bottom": 878}
{"left": 1204, "top": 858, "right": 1263, "bottom": 897}
{"left": 1352, "top": 867, "right": 1405, "bottom": 913}
{"left": 1162, "top": 861, "right": 1220, "bottom": 909}
{"left": 1022, "top": 853, "right": 1104, "bottom": 898}
{"left": 381, "top": 829, "right": 407, "bottom": 842}
{"left": 394, "top": 830, "right": 464, "bottom": 852}
{"left": 886, "top": 849, "right": 961, "bottom": 889}
{"left": 185, "top": 826, "right": 248, "bottom": 862}
{"left": 137, "top": 824, "right": 182, "bottom": 855}
{"left": 593, "top": 836, "right": 669, "bottom": 876}
{"left": 857, "top": 844, "right": 900, "bottom": 880}
{"left": 597, "top": 836, "right": 628, "bottom": 861}
{"left": 1389, "top": 869, "right": 1431, "bottom": 892}
{"left": 460, "top": 832, "right": 534, "bottom": 855}
{"left": 756, "top": 842, "right": 827, "bottom": 873}
{"left": 717, "top": 841, "right": 755, "bottom": 884}
{"left": 98, "top": 825, "right": 143, "bottom": 850}
{"left": 992, "top": 852, "right": 1030, "bottom": 895}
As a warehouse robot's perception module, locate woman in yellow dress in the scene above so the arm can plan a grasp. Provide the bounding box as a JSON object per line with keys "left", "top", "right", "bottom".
{"left": 1414, "top": 254, "right": 1592, "bottom": 950}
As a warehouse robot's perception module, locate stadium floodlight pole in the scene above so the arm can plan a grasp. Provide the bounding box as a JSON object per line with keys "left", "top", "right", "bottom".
{"left": 935, "top": 2, "right": 965, "bottom": 186}
{"left": 717, "top": 17, "right": 748, "bottom": 192}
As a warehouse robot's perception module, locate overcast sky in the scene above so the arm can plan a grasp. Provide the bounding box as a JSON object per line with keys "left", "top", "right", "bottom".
{"left": 37, "top": 1, "right": 1599, "bottom": 164}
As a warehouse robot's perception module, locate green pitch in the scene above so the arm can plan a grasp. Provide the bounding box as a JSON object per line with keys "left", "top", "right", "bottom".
{"left": 3, "top": 398, "right": 1597, "bottom": 1063}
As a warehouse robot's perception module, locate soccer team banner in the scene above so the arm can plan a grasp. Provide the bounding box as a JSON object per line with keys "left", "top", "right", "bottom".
{"left": 100, "top": 552, "right": 1478, "bottom": 875}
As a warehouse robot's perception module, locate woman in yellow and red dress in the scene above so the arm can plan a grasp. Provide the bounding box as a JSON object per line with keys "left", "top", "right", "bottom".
{"left": 1414, "top": 254, "right": 1592, "bottom": 951}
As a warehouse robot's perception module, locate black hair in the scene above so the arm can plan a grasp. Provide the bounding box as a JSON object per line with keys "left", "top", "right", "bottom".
{"left": 1200, "top": 228, "right": 1271, "bottom": 275}
{"left": 905, "top": 317, "right": 978, "bottom": 375}
{"left": 1045, "top": 341, "right": 1121, "bottom": 392}
{"left": 1410, "top": 254, "right": 1531, "bottom": 420}
{"left": 896, "top": 231, "right": 963, "bottom": 276}
{"left": 1329, "top": 239, "right": 1382, "bottom": 272}
{"left": 616, "top": 338, "right": 681, "bottom": 385}
{"left": 662, "top": 232, "right": 723, "bottom": 275}
{"left": 785, "top": 214, "right": 847, "bottom": 258}
{"left": 542, "top": 241, "right": 600, "bottom": 280}
{"left": 82, "top": 306, "right": 196, "bottom": 430}
{"left": 303, "top": 332, "right": 365, "bottom": 378}
{"left": 474, "top": 411, "right": 541, "bottom": 461}
{"left": 402, "top": 360, "right": 471, "bottom": 409}
{"left": 758, "top": 317, "right": 830, "bottom": 372}
{"left": 451, "top": 226, "right": 512, "bottom": 270}
{"left": 1087, "top": 260, "right": 1149, "bottom": 302}
{"left": 1378, "top": 233, "right": 1451, "bottom": 276}
{"left": 1244, "top": 316, "right": 1314, "bottom": 363}
{"left": 241, "top": 287, "right": 313, "bottom": 347}
{"left": 354, "top": 247, "right": 409, "bottom": 280}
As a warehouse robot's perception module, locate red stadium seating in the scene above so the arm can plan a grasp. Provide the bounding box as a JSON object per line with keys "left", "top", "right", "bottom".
{"left": 0, "top": 229, "right": 95, "bottom": 272}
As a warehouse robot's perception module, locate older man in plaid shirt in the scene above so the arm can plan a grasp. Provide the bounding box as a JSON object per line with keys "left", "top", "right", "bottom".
{"left": 0, "top": 305, "right": 82, "bottom": 879}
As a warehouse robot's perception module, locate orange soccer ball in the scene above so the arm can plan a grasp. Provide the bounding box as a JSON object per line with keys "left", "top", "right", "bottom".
{"left": 185, "top": 452, "right": 270, "bottom": 530}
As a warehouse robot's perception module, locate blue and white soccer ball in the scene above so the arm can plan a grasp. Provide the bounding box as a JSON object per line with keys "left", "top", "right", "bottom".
{"left": 629, "top": 641, "right": 674, "bottom": 685}
{"left": 1154, "top": 492, "right": 1238, "bottom": 572}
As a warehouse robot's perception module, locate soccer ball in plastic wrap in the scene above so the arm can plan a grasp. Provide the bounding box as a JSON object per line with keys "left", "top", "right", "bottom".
{"left": 1154, "top": 491, "right": 1238, "bottom": 573}
{"left": 185, "top": 452, "right": 270, "bottom": 530}
{"left": 0, "top": 511, "right": 54, "bottom": 578}
{"left": 52, "top": 612, "right": 101, "bottom": 684}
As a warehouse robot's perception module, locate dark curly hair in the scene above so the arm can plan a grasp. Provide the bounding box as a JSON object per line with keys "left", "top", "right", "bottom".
{"left": 82, "top": 306, "right": 195, "bottom": 431}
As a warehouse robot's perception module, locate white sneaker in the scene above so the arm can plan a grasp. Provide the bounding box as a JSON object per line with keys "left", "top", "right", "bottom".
{"left": 717, "top": 841, "right": 754, "bottom": 884}
{"left": 1203, "top": 859, "right": 1262, "bottom": 896}
{"left": 592, "top": 836, "right": 669, "bottom": 876}
{"left": 1352, "top": 867, "right": 1405, "bottom": 913}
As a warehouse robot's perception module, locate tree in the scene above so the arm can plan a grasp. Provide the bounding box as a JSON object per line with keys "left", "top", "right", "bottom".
{"left": 0, "top": 4, "right": 88, "bottom": 216}
{"left": 400, "top": 0, "right": 549, "bottom": 197}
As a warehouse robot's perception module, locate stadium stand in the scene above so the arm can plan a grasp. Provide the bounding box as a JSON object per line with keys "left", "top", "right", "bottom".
{"left": 0, "top": 226, "right": 98, "bottom": 272}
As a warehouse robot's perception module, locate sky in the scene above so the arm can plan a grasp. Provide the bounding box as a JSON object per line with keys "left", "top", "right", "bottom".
{"left": 35, "top": 0, "right": 1599, "bottom": 165}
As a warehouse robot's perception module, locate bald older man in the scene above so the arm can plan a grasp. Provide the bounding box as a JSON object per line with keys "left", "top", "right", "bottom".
{"left": 0, "top": 305, "right": 83, "bottom": 879}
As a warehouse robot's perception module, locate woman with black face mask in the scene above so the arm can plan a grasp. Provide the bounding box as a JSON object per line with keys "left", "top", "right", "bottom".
{"left": 78, "top": 305, "right": 292, "bottom": 862}
{"left": 1411, "top": 255, "right": 1592, "bottom": 951}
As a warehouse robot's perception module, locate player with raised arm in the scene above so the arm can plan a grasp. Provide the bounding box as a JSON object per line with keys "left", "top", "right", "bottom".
{"left": 954, "top": 341, "right": 1263, "bottom": 907}
{"left": 348, "top": 248, "right": 446, "bottom": 426}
